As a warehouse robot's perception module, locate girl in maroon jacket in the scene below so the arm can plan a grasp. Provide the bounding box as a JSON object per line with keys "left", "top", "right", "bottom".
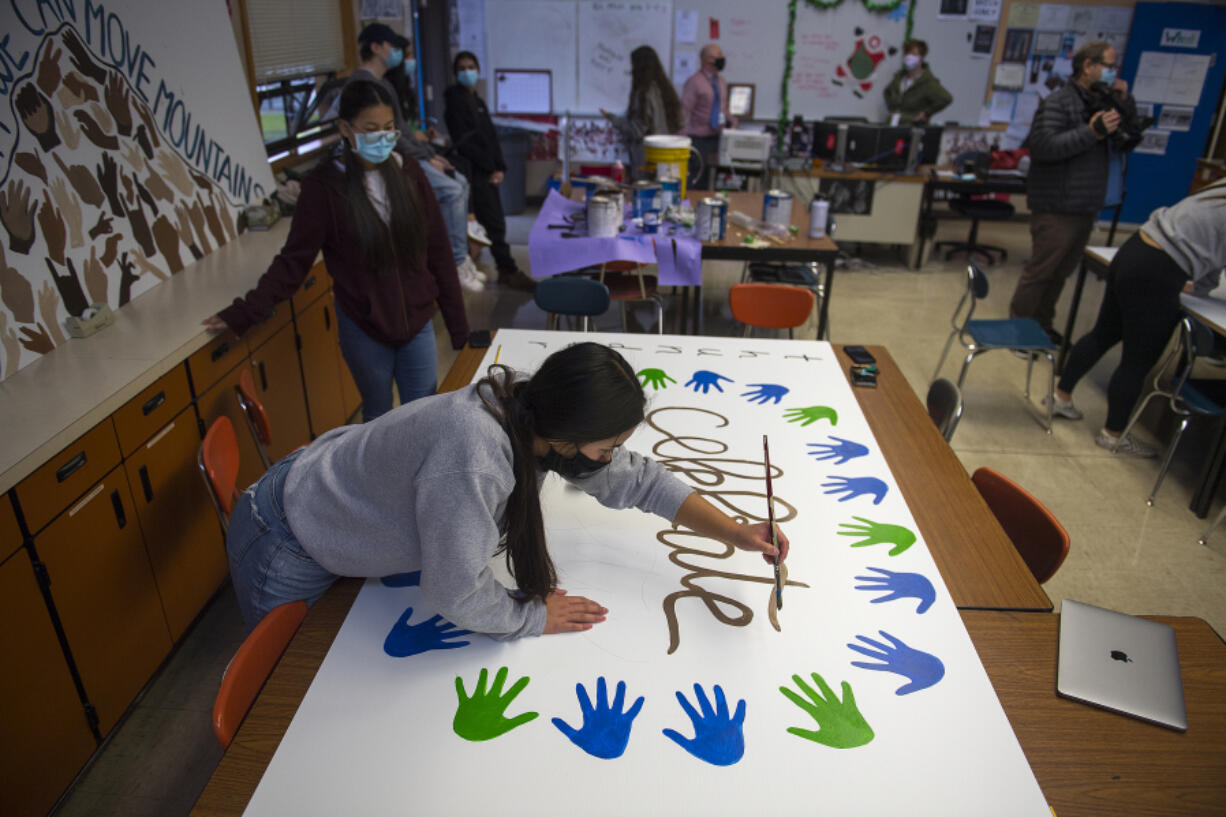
{"left": 204, "top": 80, "right": 469, "bottom": 421}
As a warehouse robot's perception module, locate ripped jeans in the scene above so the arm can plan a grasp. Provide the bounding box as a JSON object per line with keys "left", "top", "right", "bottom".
{"left": 225, "top": 448, "right": 337, "bottom": 631}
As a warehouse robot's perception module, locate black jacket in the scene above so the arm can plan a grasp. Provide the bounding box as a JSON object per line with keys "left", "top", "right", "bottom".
{"left": 444, "top": 84, "right": 506, "bottom": 178}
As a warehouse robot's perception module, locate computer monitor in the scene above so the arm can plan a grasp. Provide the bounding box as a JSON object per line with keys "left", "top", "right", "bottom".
{"left": 873, "top": 126, "right": 913, "bottom": 170}
{"left": 844, "top": 124, "right": 881, "bottom": 164}
{"left": 915, "top": 125, "right": 944, "bottom": 165}
{"left": 811, "top": 121, "right": 841, "bottom": 160}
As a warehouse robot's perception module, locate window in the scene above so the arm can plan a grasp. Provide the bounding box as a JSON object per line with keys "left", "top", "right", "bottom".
{"left": 257, "top": 75, "right": 347, "bottom": 162}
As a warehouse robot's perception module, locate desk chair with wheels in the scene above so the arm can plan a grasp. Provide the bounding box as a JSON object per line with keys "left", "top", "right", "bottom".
{"left": 534, "top": 276, "right": 611, "bottom": 331}
{"left": 729, "top": 283, "right": 816, "bottom": 339}
{"left": 597, "top": 260, "right": 665, "bottom": 334}
{"left": 926, "top": 378, "right": 963, "bottom": 442}
{"left": 212, "top": 600, "right": 308, "bottom": 749}
{"left": 235, "top": 368, "right": 273, "bottom": 470}
{"left": 972, "top": 467, "right": 1070, "bottom": 583}
{"left": 1117, "top": 315, "right": 1225, "bottom": 506}
{"left": 198, "top": 416, "right": 242, "bottom": 532}
{"left": 934, "top": 152, "right": 1015, "bottom": 265}
{"left": 933, "top": 263, "right": 1057, "bottom": 432}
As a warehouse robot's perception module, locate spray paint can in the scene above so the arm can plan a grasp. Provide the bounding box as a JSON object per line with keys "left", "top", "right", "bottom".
{"left": 809, "top": 195, "right": 829, "bottom": 239}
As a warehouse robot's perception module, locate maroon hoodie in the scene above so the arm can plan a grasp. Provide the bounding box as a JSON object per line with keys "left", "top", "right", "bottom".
{"left": 220, "top": 148, "right": 469, "bottom": 349}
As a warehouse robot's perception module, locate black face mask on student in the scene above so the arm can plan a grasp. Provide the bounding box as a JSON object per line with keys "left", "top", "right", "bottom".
{"left": 537, "top": 447, "right": 610, "bottom": 478}
{"left": 713, "top": 57, "right": 726, "bottom": 71}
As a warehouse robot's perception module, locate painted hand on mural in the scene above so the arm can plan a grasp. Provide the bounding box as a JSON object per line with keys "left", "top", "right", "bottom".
{"left": 63, "top": 28, "right": 108, "bottom": 85}
{"left": 83, "top": 247, "right": 108, "bottom": 304}
{"left": 637, "top": 367, "right": 676, "bottom": 391}
{"left": 74, "top": 107, "right": 119, "bottom": 150}
{"left": 158, "top": 150, "right": 196, "bottom": 197}
{"left": 779, "top": 672, "right": 874, "bottom": 749}
{"left": 187, "top": 200, "right": 213, "bottom": 253}
{"left": 61, "top": 72, "right": 99, "bottom": 105}
{"left": 131, "top": 250, "right": 168, "bottom": 282}
{"left": 54, "top": 154, "right": 105, "bottom": 208}
{"left": 16, "top": 85, "right": 60, "bottom": 152}
{"left": 854, "top": 567, "right": 935, "bottom": 614}
{"left": 36, "top": 43, "right": 62, "bottom": 96}
{"left": 19, "top": 322, "right": 55, "bottom": 354}
{"left": 135, "top": 104, "right": 161, "bottom": 149}
{"left": 96, "top": 155, "right": 124, "bottom": 217}
{"left": 152, "top": 217, "right": 184, "bottom": 274}
{"left": 37, "top": 282, "right": 66, "bottom": 347}
{"left": 126, "top": 194, "right": 156, "bottom": 259}
{"left": 552, "top": 677, "right": 644, "bottom": 759}
{"left": 783, "top": 405, "right": 838, "bottom": 427}
{"left": 453, "top": 667, "right": 539, "bottom": 742}
{"left": 88, "top": 212, "right": 113, "bottom": 241}
{"left": 837, "top": 516, "right": 916, "bottom": 556}
{"left": 119, "top": 142, "right": 143, "bottom": 173}
{"left": 0, "top": 313, "right": 20, "bottom": 378}
{"left": 117, "top": 252, "right": 139, "bottom": 307}
{"left": 807, "top": 436, "right": 869, "bottom": 465}
{"left": 142, "top": 165, "right": 175, "bottom": 204}
{"left": 100, "top": 233, "right": 123, "bottom": 267}
{"left": 741, "top": 383, "right": 789, "bottom": 405}
{"left": 134, "top": 124, "right": 155, "bottom": 160}
{"left": 15, "top": 153, "right": 47, "bottom": 184}
{"left": 1, "top": 180, "right": 37, "bottom": 254}
{"left": 46, "top": 258, "right": 89, "bottom": 317}
{"left": 848, "top": 631, "right": 945, "bottom": 695}
{"left": 383, "top": 607, "right": 472, "bottom": 658}
{"left": 662, "top": 683, "right": 746, "bottom": 766}
{"left": 87, "top": 101, "right": 115, "bottom": 135}
{"left": 822, "top": 475, "right": 888, "bottom": 505}
{"left": 37, "top": 196, "right": 66, "bottom": 265}
{"left": 202, "top": 197, "right": 228, "bottom": 247}
{"left": 0, "top": 245, "right": 35, "bottom": 322}
{"left": 104, "top": 73, "right": 133, "bottom": 137}
{"left": 685, "top": 370, "right": 733, "bottom": 394}
{"left": 49, "top": 179, "right": 84, "bottom": 249}
{"left": 174, "top": 205, "right": 203, "bottom": 260}
{"left": 380, "top": 571, "right": 421, "bottom": 587}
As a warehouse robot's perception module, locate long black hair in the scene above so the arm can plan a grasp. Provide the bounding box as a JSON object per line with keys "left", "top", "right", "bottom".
{"left": 478, "top": 343, "right": 646, "bottom": 601}
{"left": 629, "top": 46, "right": 683, "bottom": 134}
{"left": 335, "top": 79, "right": 426, "bottom": 276}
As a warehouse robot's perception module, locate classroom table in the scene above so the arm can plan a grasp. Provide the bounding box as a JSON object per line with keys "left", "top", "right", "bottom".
{"left": 1178, "top": 288, "right": 1226, "bottom": 518}
{"left": 915, "top": 169, "right": 1029, "bottom": 270}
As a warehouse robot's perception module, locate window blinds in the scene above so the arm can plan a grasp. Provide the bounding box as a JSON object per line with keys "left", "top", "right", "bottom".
{"left": 246, "top": 0, "right": 346, "bottom": 82}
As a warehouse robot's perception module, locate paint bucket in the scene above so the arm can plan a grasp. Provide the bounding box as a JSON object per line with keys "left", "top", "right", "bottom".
{"left": 569, "top": 175, "right": 607, "bottom": 202}
{"left": 587, "top": 191, "right": 623, "bottom": 238}
{"left": 644, "top": 135, "right": 693, "bottom": 199}
{"left": 632, "top": 180, "right": 662, "bottom": 218}
{"left": 763, "top": 189, "right": 794, "bottom": 228}
{"left": 642, "top": 211, "right": 660, "bottom": 234}
{"left": 695, "top": 197, "right": 727, "bottom": 241}
{"left": 659, "top": 178, "right": 681, "bottom": 210}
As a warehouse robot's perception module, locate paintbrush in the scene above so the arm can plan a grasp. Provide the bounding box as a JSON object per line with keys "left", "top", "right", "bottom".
{"left": 763, "top": 434, "right": 782, "bottom": 610}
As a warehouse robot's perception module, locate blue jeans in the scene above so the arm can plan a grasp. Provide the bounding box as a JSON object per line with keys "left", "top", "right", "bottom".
{"left": 226, "top": 449, "right": 336, "bottom": 630}
{"left": 420, "top": 159, "right": 471, "bottom": 267}
{"left": 336, "top": 308, "right": 437, "bottom": 422}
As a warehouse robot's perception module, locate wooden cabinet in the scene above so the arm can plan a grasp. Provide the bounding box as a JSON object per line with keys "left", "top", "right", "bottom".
{"left": 112, "top": 365, "right": 193, "bottom": 458}
{"left": 18, "top": 421, "right": 121, "bottom": 535}
{"left": 0, "top": 547, "right": 97, "bottom": 817}
{"left": 188, "top": 329, "right": 248, "bottom": 396}
{"left": 36, "top": 467, "right": 172, "bottom": 735}
{"left": 291, "top": 261, "right": 331, "bottom": 315}
{"left": 297, "top": 290, "right": 351, "bottom": 436}
{"left": 124, "top": 407, "right": 228, "bottom": 641}
{"left": 247, "top": 321, "right": 312, "bottom": 458}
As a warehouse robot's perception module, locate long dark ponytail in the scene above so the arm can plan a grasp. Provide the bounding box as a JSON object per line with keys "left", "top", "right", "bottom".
{"left": 336, "top": 79, "right": 427, "bottom": 276}
{"left": 477, "top": 343, "right": 646, "bottom": 601}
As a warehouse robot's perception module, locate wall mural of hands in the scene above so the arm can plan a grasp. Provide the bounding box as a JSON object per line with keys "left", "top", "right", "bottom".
{"left": 37, "top": 195, "right": 66, "bottom": 265}
{"left": 54, "top": 154, "right": 105, "bottom": 208}
{"left": 35, "top": 42, "right": 62, "bottom": 97}
{"left": 201, "top": 194, "right": 227, "bottom": 248}
{"left": 37, "top": 281, "right": 66, "bottom": 347}
{"left": 16, "top": 84, "right": 60, "bottom": 152}
{"left": 152, "top": 216, "right": 184, "bottom": 273}
{"left": 158, "top": 149, "right": 195, "bottom": 197}
{"left": 15, "top": 152, "right": 47, "bottom": 184}
{"left": 62, "top": 27, "right": 108, "bottom": 85}
{"left": 174, "top": 205, "right": 203, "bottom": 260}
{"left": 96, "top": 154, "right": 125, "bottom": 216}
{"left": 45, "top": 258, "right": 89, "bottom": 317}
{"left": 117, "top": 251, "right": 139, "bottom": 306}
{"left": 0, "top": 312, "right": 20, "bottom": 378}
{"left": 1, "top": 180, "right": 38, "bottom": 254}
{"left": 18, "top": 322, "right": 55, "bottom": 354}
{"left": 104, "top": 72, "right": 133, "bottom": 137}
{"left": 49, "top": 178, "right": 84, "bottom": 249}
{"left": 83, "top": 246, "right": 109, "bottom": 304}
{"left": 0, "top": 244, "right": 35, "bottom": 322}
{"left": 131, "top": 249, "right": 168, "bottom": 282}
{"left": 86, "top": 101, "right": 115, "bottom": 136}
{"left": 187, "top": 199, "right": 213, "bottom": 254}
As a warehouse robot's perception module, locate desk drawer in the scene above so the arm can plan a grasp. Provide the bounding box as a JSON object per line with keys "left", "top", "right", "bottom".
{"left": 188, "top": 331, "right": 247, "bottom": 396}
{"left": 243, "top": 302, "right": 294, "bottom": 355}
{"left": 112, "top": 365, "right": 192, "bottom": 457}
{"left": 291, "top": 261, "right": 331, "bottom": 315}
{"left": 17, "top": 421, "right": 122, "bottom": 535}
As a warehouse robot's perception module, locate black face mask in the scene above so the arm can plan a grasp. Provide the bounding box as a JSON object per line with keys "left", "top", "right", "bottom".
{"left": 537, "top": 448, "right": 610, "bottom": 478}
{"left": 713, "top": 57, "right": 726, "bottom": 71}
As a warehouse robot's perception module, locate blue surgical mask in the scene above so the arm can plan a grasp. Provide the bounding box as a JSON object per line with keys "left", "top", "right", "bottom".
{"left": 458, "top": 69, "right": 479, "bottom": 88}
{"left": 385, "top": 47, "right": 404, "bottom": 70}
{"left": 404, "top": 57, "right": 417, "bottom": 75}
{"left": 1099, "top": 67, "right": 1117, "bottom": 86}
{"left": 352, "top": 130, "right": 397, "bottom": 164}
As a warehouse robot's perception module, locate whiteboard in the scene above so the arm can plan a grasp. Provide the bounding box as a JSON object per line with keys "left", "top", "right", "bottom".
{"left": 241, "top": 331, "right": 1050, "bottom": 817}
{"left": 486, "top": 0, "right": 578, "bottom": 112}
{"left": 912, "top": 0, "right": 993, "bottom": 126}
{"left": 577, "top": 1, "right": 674, "bottom": 114}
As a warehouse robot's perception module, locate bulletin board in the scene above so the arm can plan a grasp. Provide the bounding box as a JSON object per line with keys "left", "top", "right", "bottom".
{"left": 240, "top": 330, "right": 1049, "bottom": 817}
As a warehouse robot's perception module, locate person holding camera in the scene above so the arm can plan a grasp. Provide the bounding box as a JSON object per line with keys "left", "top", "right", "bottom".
{"left": 1010, "top": 42, "right": 1137, "bottom": 344}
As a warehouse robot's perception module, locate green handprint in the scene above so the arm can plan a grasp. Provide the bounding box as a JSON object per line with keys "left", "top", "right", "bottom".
{"left": 838, "top": 516, "right": 916, "bottom": 556}
{"left": 783, "top": 405, "right": 838, "bottom": 427}
{"left": 779, "top": 672, "right": 874, "bottom": 749}
{"left": 637, "top": 367, "right": 676, "bottom": 391}
{"left": 453, "top": 666, "right": 539, "bottom": 742}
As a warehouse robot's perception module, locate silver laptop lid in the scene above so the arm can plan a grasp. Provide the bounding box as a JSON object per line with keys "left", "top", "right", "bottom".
{"left": 1057, "top": 599, "right": 1187, "bottom": 731}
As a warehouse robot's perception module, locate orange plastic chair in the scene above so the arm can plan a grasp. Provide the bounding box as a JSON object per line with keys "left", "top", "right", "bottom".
{"left": 198, "top": 416, "right": 241, "bottom": 531}
{"left": 729, "top": 283, "right": 816, "bottom": 338}
{"left": 236, "top": 367, "right": 274, "bottom": 469}
{"left": 212, "top": 600, "right": 308, "bottom": 749}
{"left": 971, "top": 467, "right": 1070, "bottom": 584}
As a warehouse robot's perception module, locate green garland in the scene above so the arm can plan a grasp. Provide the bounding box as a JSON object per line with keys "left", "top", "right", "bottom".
{"left": 779, "top": 0, "right": 916, "bottom": 145}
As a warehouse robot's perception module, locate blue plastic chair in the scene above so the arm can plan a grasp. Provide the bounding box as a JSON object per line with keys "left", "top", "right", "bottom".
{"left": 1118, "top": 315, "right": 1225, "bottom": 506}
{"left": 933, "top": 263, "right": 1058, "bottom": 432}
{"left": 533, "top": 276, "right": 611, "bottom": 331}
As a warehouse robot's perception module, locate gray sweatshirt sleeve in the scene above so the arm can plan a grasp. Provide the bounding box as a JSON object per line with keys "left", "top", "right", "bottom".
{"left": 563, "top": 448, "right": 694, "bottom": 521}
{"left": 413, "top": 466, "right": 547, "bottom": 640}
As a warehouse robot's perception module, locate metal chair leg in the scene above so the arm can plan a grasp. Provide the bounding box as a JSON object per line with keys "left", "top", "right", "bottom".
{"left": 956, "top": 351, "right": 977, "bottom": 389}
{"left": 1199, "top": 502, "right": 1226, "bottom": 545}
{"left": 1115, "top": 392, "right": 1166, "bottom": 452}
{"left": 1148, "top": 417, "right": 1189, "bottom": 505}
{"left": 934, "top": 329, "right": 959, "bottom": 381}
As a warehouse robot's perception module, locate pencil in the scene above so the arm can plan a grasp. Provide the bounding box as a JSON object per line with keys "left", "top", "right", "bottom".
{"left": 494, "top": 344, "right": 502, "bottom": 364}
{"left": 763, "top": 435, "right": 783, "bottom": 610}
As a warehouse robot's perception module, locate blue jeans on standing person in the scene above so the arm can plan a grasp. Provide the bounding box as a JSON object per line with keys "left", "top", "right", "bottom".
{"left": 226, "top": 448, "right": 336, "bottom": 630}
{"left": 420, "top": 159, "right": 471, "bottom": 267}
{"left": 335, "top": 307, "right": 438, "bottom": 422}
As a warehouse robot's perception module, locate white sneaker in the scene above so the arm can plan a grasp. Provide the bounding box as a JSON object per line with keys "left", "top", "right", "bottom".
{"left": 1096, "top": 429, "right": 1157, "bottom": 458}
{"left": 456, "top": 257, "right": 484, "bottom": 292}
{"left": 1042, "top": 396, "right": 1084, "bottom": 420}
{"left": 467, "top": 220, "right": 492, "bottom": 246}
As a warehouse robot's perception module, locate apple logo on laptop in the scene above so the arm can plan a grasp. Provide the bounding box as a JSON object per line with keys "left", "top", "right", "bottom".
{"left": 1110, "top": 649, "right": 1132, "bottom": 663}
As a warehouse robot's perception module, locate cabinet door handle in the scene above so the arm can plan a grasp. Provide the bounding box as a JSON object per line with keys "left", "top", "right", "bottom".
{"left": 257, "top": 360, "right": 268, "bottom": 391}
{"left": 110, "top": 490, "right": 127, "bottom": 529}
{"left": 303, "top": 275, "right": 317, "bottom": 291}
{"left": 138, "top": 465, "right": 154, "bottom": 502}
{"left": 211, "top": 341, "right": 231, "bottom": 362}
{"left": 55, "top": 452, "right": 87, "bottom": 483}
{"left": 141, "top": 390, "right": 166, "bottom": 415}
{"left": 324, "top": 305, "right": 331, "bottom": 331}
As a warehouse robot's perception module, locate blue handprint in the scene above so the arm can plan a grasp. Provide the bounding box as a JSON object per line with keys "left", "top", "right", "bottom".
{"left": 662, "top": 683, "right": 746, "bottom": 766}
{"left": 848, "top": 630, "right": 945, "bottom": 695}
{"left": 380, "top": 571, "right": 421, "bottom": 587}
{"left": 808, "top": 436, "right": 869, "bottom": 465}
{"left": 741, "top": 383, "right": 789, "bottom": 405}
{"left": 552, "top": 677, "right": 644, "bottom": 759}
{"left": 383, "top": 607, "right": 472, "bottom": 657}
{"left": 822, "top": 475, "right": 888, "bottom": 504}
{"left": 685, "top": 370, "right": 733, "bottom": 394}
{"left": 854, "top": 567, "right": 936, "bottom": 614}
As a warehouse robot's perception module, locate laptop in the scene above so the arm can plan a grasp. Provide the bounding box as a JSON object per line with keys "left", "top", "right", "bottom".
{"left": 1057, "top": 599, "right": 1187, "bottom": 731}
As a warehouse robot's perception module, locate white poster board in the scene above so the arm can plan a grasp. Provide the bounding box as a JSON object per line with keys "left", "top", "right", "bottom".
{"left": 242, "top": 331, "right": 1049, "bottom": 817}
{"left": 485, "top": 1, "right": 577, "bottom": 111}
{"left": 578, "top": 1, "right": 674, "bottom": 114}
